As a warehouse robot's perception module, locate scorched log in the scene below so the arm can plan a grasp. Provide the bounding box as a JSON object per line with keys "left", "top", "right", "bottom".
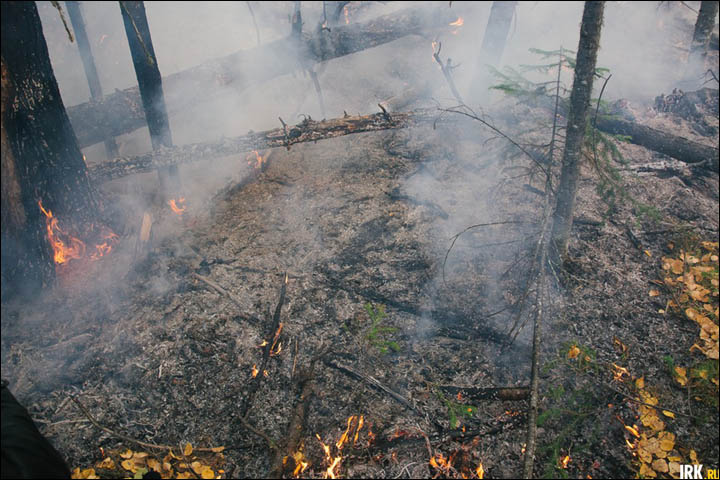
{"left": 67, "top": 4, "right": 460, "bottom": 148}
{"left": 88, "top": 108, "right": 449, "bottom": 183}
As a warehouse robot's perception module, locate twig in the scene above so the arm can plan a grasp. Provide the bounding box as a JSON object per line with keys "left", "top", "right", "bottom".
{"left": 246, "top": 1, "right": 261, "bottom": 46}
{"left": 51, "top": 1, "right": 74, "bottom": 42}
{"left": 309, "top": 68, "right": 327, "bottom": 118}
{"left": 70, "top": 396, "right": 223, "bottom": 453}
{"left": 432, "top": 41, "right": 465, "bottom": 105}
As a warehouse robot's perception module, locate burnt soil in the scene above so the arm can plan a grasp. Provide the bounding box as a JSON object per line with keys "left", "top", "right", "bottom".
{"left": 2, "top": 100, "right": 719, "bottom": 479}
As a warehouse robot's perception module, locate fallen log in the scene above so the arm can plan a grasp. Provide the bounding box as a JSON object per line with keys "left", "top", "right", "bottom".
{"left": 595, "top": 115, "right": 719, "bottom": 172}
{"left": 87, "top": 108, "right": 447, "bottom": 183}
{"left": 68, "top": 5, "right": 459, "bottom": 148}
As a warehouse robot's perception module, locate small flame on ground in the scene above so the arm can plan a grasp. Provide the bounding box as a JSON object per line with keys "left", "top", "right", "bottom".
{"left": 315, "top": 415, "right": 364, "bottom": 478}
{"left": 247, "top": 150, "right": 270, "bottom": 169}
{"left": 476, "top": 462, "right": 484, "bottom": 479}
{"left": 560, "top": 455, "right": 571, "bottom": 469}
{"left": 251, "top": 364, "right": 259, "bottom": 378}
{"left": 611, "top": 363, "right": 629, "bottom": 382}
{"left": 450, "top": 17, "right": 464, "bottom": 26}
{"left": 291, "top": 449, "right": 310, "bottom": 477}
{"left": 343, "top": 5, "right": 349, "bottom": 24}
{"left": 168, "top": 197, "right": 186, "bottom": 216}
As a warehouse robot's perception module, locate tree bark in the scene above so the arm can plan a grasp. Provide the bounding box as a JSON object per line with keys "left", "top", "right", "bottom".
{"left": 551, "top": 1, "right": 605, "bottom": 258}
{"left": 66, "top": 4, "right": 459, "bottom": 148}
{"left": 690, "top": 1, "right": 719, "bottom": 65}
{"left": 1, "top": 1, "right": 98, "bottom": 297}
{"left": 66, "top": 1, "right": 119, "bottom": 159}
{"left": 119, "top": 0, "right": 178, "bottom": 196}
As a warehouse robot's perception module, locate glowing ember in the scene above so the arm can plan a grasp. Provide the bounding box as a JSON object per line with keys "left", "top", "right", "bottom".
{"left": 450, "top": 17, "right": 464, "bottom": 26}
{"left": 560, "top": 455, "right": 570, "bottom": 469}
{"left": 259, "top": 340, "right": 268, "bottom": 348}
{"left": 168, "top": 197, "right": 186, "bottom": 215}
{"left": 476, "top": 462, "right": 484, "bottom": 479}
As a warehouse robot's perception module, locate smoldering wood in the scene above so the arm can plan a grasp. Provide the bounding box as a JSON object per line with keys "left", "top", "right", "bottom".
{"left": 66, "top": 1, "right": 119, "bottom": 158}
{"left": 67, "top": 5, "right": 459, "bottom": 148}
{"left": 595, "top": 115, "right": 720, "bottom": 172}
{"left": 87, "top": 109, "right": 449, "bottom": 183}
{"left": 437, "top": 385, "right": 530, "bottom": 402}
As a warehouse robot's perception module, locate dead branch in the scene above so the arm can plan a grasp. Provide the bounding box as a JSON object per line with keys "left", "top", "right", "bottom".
{"left": 88, "top": 109, "right": 449, "bottom": 184}
{"left": 70, "top": 396, "right": 224, "bottom": 453}
{"left": 437, "top": 385, "right": 530, "bottom": 402}
{"left": 68, "top": 5, "right": 459, "bottom": 147}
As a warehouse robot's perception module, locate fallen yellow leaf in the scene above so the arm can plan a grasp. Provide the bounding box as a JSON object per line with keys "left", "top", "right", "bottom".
{"left": 662, "top": 410, "right": 675, "bottom": 418}
{"left": 567, "top": 345, "right": 581, "bottom": 359}
{"left": 184, "top": 442, "right": 193, "bottom": 456}
{"left": 649, "top": 289, "right": 660, "bottom": 297}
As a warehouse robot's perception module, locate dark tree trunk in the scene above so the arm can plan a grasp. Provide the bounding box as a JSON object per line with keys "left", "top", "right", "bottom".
{"left": 67, "top": 5, "right": 458, "bottom": 148}
{"left": 119, "top": 0, "right": 179, "bottom": 196}
{"left": 1, "top": 1, "right": 98, "bottom": 297}
{"left": 551, "top": 1, "right": 605, "bottom": 258}
{"left": 690, "top": 1, "right": 719, "bottom": 64}
{"left": 472, "top": 1, "right": 517, "bottom": 99}
{"left": 66, "top": 0, "right": 119, "bottom": 159}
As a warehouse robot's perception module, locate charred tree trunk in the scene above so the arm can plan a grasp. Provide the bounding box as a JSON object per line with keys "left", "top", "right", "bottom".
{"left": 119, "top": 0, "right": 179, "bottom": 196}
{"left": 66, "top": 0, "right": 119, "bottom": 159}
{"left": 67, "top": 5, "right": 458, "bottom": 148}
{"left": 472, "top": 1, "right": 517, "bottom": 100}
{"left": 690, "top": 1, "right": 719, "bottom": 67}
{"left": 1, "top": 1, "right": 98, "bottom": 297}
{"left": 551, "top": 1, "right": 605, "bottom": 259}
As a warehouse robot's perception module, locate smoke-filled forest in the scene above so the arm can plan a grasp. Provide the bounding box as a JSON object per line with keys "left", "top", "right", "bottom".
{"left": 1, "top": 1, "right": 718, "bottom": 479}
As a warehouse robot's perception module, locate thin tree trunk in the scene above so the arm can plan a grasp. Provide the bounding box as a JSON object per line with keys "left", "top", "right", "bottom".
{"left": 66, "top": 0, "right": 119, "bottom": 159}
{"left": 690, "top": 1, "right": 719, "bottom": 66}
{"left": 551, "top": 1, "right": 605, "bottom": 259}
{"left": 472, "top": 1, "right": 517, "bottom": 100}
{"left": 1, "top": 1, "right": 98, "bottom": 297}
{"left": 119, "top": 0, "right": 179, "bottom": 197}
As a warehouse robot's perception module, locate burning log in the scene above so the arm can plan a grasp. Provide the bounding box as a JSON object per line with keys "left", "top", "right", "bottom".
{"left": 68, "top": 5, "right": 460, "bottom": 148}
{"left": 87, "top": 109, "right": 448, "bottom": 183}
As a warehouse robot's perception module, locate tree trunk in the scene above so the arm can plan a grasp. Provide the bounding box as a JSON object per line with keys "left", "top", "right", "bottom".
{"left": 472, "top": 1, "right": 517, "bottom": 100}
{"left": 1, "top": 1, "right": 98, "bottom": 298}
{"left": 66, "top": 0, "right": 119, "bottom": 159}
{"left": 67, "top": 5, "right": 458, "bottom": 148}
{"left": 119, "top": 0, "right": 179, "bottom": 196}
{"left": 690, "top": 1, "right": 719, "bottom": 66}
{"left": 551, "top": 1, "right": 605, "bottom": 258}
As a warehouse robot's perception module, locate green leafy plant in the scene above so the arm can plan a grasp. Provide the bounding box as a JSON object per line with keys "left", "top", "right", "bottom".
{"left": 364, "top": 303, "right": 401, "bottom": 354}
{"left": 433, "top": 390, "right": 477, "bottom": 429}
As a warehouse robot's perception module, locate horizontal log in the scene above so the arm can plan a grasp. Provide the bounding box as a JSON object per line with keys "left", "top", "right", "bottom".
{"left": 88, "top": 108, "right": 446, "bottom": 183}
{"left": 595, "top": 115, "right": 719, "bottom": 172}
{"left": 69, "top": 5, "right": 459, "bottom": 148}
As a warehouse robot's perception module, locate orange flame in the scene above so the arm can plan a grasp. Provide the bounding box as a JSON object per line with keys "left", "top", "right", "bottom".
{"left": 315, "top": 416, "right": 364, "bottom": 479}
{"left": 38, "top": 201, "right": 86, "bottom": 265}
{"left": 168, "top": 197, "right": 186, "bottom": 215}
{"left": 251, "top": 364, "right": 259, "bottom": 378}
{"left": 343, "top": 5, "right": 349, "bottom": 24}
{"left": 450, "top": 17, "right": 464, "bottom": 26}
{"left": 560, "top": 455, "right": 570, "bottom": 469}
{"left": 247, "top": 150, "right": 270, "bottom": 169}
{"left": 476, "top": 462, "right": 484, "bottom": 479}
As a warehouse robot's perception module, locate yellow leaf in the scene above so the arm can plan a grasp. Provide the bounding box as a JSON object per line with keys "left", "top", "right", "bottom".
{"left": 146, "top": 458, "right": 161, "bottom": 472}
{"left": 211, "top": 446, "right": 225, "bottom": 453}
{"left": 96, "top": 457, "right": 115, "bottom": 469}
{"left": 649, "top": 289, "right": 660, "bottom": 297}
{"left": 191, "top": 461, "right": 204, "bottom": 475}
{"left": 184, "top": 442, "right": 193, "bottom": 456}
{"left": 644, "top": 250, "right": 652, "bottom": 257}
{"left": 659, "top": 431, "right": 675, "bottom": 451}
{"left": 637, "top": 446, "right": 653, "bottom": 464}
{"left": 652, "top": 458, "right": 669, "bottom": 473}
{"left": 690, "top": 450, "right": 698, "bottom": 464}
{"left": 639, "top": 461, "right": 657, "bottom": 478}
{"left": 200, "top": 466, "right": 215, "bottom": 479}
{"left": 567, "top": 345, "right": 580, "bottom": 359}
{"left": 670, "top": 259, "right": 684, "bottom": 274}
{"left": 669, "top": 461, "right": 681, "bottom": 476}
{"left": 177, "top": 472, "right": 194, "bottom": 480}
{"left": 667, "top": 455, "right": 682, "bottom": 462}
{"left": 674, "top": 366, "right": 688, "bottom": 386}
{"left": 662, "top": 410, "right": 675, "bottom": 418}
{"left": 635, "top": 377, "right": 645, "bottom": 389}
{"left": 121, "top": 459, "right": 136, "bottom": 473}
{"left": 120, "top": 449, "right": 134, "bottom": 459}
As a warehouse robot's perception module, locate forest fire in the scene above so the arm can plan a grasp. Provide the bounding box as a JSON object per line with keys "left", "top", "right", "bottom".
{"left": 38, "top": 200, "right": 119, "bottom": 265}
{"left": 167, "top": 197, "right": 186, "bottom": 215}
{"left": 315, "top": 415, "right": 364, "bottom": 479}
